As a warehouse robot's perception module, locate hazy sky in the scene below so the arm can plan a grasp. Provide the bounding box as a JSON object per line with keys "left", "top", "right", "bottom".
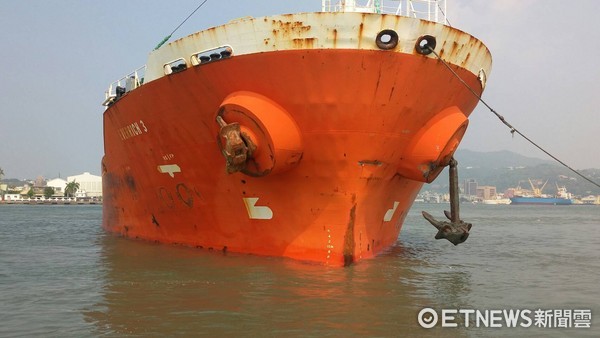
{"left": 1, "top": 0, "right": 598, "bottom": 179}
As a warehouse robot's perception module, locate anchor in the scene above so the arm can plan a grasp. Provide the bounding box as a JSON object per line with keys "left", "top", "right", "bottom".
{"left": 422, "top": 158, "right": 472, "bottom": 245}
{"left": 216, "top": 116, "right": 255, "bottom": 174}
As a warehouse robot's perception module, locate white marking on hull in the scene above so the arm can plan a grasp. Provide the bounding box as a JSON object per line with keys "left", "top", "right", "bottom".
{"left": 243, "top": 197, "right": 273, "bottom": 220}
{"left": 157, "top": 164, "right": 181, "bottom": 178}
{"left": 326, "top": 228, "right": 333, "bottom": 260}
{"left": 384, "top": 201, "right": 400, "bottom": 222}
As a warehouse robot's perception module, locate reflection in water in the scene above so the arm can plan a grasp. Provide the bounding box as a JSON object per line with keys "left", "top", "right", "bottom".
{"left": 84, "top": 235, "right": 470, "bottom": 336}
{"left": 3, "top": 204, "right": 599, "bottom": 336}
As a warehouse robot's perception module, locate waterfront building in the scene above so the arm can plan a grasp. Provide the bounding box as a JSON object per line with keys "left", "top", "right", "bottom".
{"left": 46, "top": 178, "right": 68, "bottom": 195}
{"left": 477, "top": 186, "right": 497, "bottom": 201}
{"left": 66, "top": 172, "right": 102, "bottom": 197}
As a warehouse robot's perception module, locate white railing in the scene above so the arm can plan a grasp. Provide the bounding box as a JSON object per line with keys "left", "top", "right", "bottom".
{"left": 322, "top": 0, "right": 448, "bottom": 24}
{"left": 103, "top": 65, "right": 147, "bottom": 106}
{"left": 3, "top": 196, "right": 78, "bottom": 202}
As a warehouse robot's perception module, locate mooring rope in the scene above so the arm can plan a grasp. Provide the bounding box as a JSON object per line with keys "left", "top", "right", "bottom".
{"left": 154, "top": 0, "right": 210, "bottom": 50}
{"left": 427, "top": 47, "right": 600, "bottom": 189}
{"left": 436, "top": 3, "right": 452, "bottom": 27}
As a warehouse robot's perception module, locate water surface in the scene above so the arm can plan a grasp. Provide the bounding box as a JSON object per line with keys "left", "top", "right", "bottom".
{"left": 0, "top": 204, "right": 598, "bottom": 336}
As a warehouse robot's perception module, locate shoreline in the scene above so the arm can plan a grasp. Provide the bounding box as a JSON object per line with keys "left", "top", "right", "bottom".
{"left": 0, "top": 200, "right": 102, "bottom": 205}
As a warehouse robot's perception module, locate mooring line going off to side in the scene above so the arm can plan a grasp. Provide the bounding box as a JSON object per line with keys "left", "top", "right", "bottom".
{"left": 426, "top": 46, "right": 600, "bottom": 189}
{"left": 154, "top": 0, "right": 210, "bottom": 50}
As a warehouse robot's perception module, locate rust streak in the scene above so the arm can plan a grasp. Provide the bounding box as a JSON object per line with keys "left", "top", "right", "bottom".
{"left": 343, "top": 203, "right": 357, "bottom": 267}
{"left": 358, "top": 23, "right": 364, "bottom": 49}
{"left": 333, "top": 29, "right": 338, "bottom": 49}
{"left": 292, "top": 38, "right": 315, "bottom": 49}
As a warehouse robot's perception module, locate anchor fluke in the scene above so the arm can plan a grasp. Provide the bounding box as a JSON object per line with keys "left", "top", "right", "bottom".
{"left": 422, "top": 157, "right": 472, "bottom": 245}
{"left": 443, "top": 209, "right": 452, "bottom": 221}
{"left": 422, "top": 211, "right": 471, "bottom": 245}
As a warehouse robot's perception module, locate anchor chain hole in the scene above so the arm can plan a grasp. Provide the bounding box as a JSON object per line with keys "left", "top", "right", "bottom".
{"left": 376, "top": 29, "right": 399, "bottom": 50}
{"left": 415, "top": 35, "right": 437, "bottom": 55}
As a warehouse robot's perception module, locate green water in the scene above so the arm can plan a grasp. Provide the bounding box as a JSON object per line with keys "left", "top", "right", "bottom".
{"left": 0, "top": 204, "right": 598, "bottom": 336}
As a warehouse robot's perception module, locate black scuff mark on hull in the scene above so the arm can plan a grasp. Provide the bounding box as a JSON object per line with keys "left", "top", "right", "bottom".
{"left": 125, "top": 175, "right": 136, "bottom": 191}
{"left": 176, "top": 183, "right": 194, "bottom": 208}
{"left": 343, "top": 203, "right": 357, "bottom": 267}
{"left": 152, "top": 214, "right": 160, "bottom": 227}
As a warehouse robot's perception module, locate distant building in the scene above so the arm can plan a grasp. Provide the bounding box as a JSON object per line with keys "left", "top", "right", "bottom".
{"left": 46, "top": 178, "right": 67, "bottom": 195}
{"left": 418, "top": 191, "right": 450, "bottom": 203}
{"left": 34, "top": 176, "right": 45, "bottom": 188}
{"left": 66, "top": 172, "right": 102, "bottom": 197}
{"left": 581, "top": 195, "right": 600, "bottom": 205}
{"left": 464, "top": 179, "right": 478, "bottom": 196}
{"left": 3, "top": 194, "right": 21, "bottom": 201}
{"left": 20, "top": 184, "right": 33, "bottom": 197}
{"left": 477, "top": 186, "right": 497, "bottom": 201}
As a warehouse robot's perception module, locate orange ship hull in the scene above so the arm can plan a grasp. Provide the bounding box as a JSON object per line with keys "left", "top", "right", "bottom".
{"left": 102, "top": 11, "right": 491, "bottom": 266}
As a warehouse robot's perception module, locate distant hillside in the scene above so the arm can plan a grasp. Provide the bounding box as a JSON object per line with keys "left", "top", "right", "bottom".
{"left": 454, "top": 149, "right": 554, "bottom": 169}
{"left": 425, "top": 149, "right": 600, "bottom": 196}
{"left": 0, "top": 178, "right": 29, "bottom": 187}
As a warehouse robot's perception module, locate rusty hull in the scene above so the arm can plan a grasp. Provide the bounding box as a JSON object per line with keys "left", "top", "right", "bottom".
{"left": 102, "top": 11, "right": 492, "bottom": 266}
